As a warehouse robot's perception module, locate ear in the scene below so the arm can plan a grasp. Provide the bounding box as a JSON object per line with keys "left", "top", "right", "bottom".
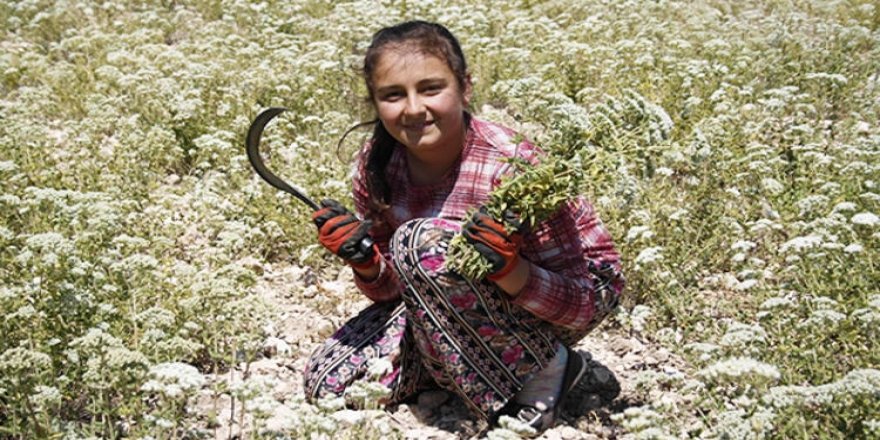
{"left": 462, "top": 74, "right": 473, "bottom": 107}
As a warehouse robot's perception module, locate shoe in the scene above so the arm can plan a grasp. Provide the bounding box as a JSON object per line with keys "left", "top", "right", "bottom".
{"left": 504, "top": 346, "right": 588, "bottom": 433}
{"left": 561, "top": 352, "right": 621, "bottom": 417}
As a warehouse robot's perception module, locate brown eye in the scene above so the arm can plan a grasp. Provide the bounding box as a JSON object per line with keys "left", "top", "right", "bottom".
{"left": 382, "top": 91, "right": 403, "bottom": 101}
{"left": 423, "top": 84, "right": 444, "bottom": 94}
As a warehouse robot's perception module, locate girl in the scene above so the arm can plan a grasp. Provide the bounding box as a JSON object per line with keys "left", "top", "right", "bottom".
{"left": 303, "top": 20, "right": 623, "bottom": 433}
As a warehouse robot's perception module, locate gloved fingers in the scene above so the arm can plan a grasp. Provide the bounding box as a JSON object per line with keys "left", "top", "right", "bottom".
{"left": 472, "top": 206, "right": 523, "bottom": 234}
{"left": 319, "top": 198, "right": 346, "bottom": 210}
{"left": 474, "top": 215, "right": 524, "bottom": 251}
{"left": 313, "top": 209, "right": 340, "bottom": 228}
{"left": 472, "top": 215, "right": 508, "bottom": 236}
{"left": 320, "top": 215, "right": 359, "bottom": 239}
{"left": 471, "top": 206, "right": 494, "bottom": 223}
{"left": 311, "top": 201, "right": 378, "bottom": 268}
{"left": 472, "top": 209, "right": 519, "bottom": 234}
{"left": 464, "top": 223, "right": 512, "bottom": 249}
{"left": 312, "top": 199, "right": 350, "bottom": 225}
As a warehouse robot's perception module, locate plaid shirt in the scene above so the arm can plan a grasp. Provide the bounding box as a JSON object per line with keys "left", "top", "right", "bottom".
{"left": 351, "top": 117, "right": 624, "bottom": 332}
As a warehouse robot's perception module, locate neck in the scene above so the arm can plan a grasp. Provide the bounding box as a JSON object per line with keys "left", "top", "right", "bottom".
{"left": 407, "top": 144, "right": 462, "bottom": 185}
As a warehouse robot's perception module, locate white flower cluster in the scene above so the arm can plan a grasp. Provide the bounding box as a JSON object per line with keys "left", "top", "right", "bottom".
{"left": 707, "top": 407, "right": 775, "bottom": 440}
{"left": 617, "top": 304, "right": 654, "bottom": 335}
{"left": 796, "top": 194, "right": 830, "bottom": 218}
{"left": 759, "top": 296, "right": 795, "bottom": 311}
{"left": 779, "top": 234, "right": 823, "bottom": 254}
{"left": 344, "top": 380, "right": 390, "bottom": 411}
{"left": 797, "top": 309, "right": 847, "bottom": 330}
{"left": 634, "top": 246, "right": 664, "bottom": 267}
{"left": 626, "top": 225, "right": 655, "bottom": 242}
{"left": 763, "top": 369, "right": 880, "bottom": 409}
{"left": 684, "top": 342, "right": 721, "bottom": 362}
{"left": 756, "top": 294, "right": 797, "bottom": 320}
{"left": 29, "top": 385, "right": 62, "bottom": 411}
{"left": 805, "top": 72, "right": 849, "bottom": 87}
{"left": 698, "top": 357, "right": 781, "bottom": 386}
{"left": 0, "top": 347, "right": 52, "bottom": 375}
{"left": 365, "top": 357, "right": 394, "bottom": 380}
{"left": 851, "top": 212, "right": 879, "bottom": 227}
{"left": 611, "top": 406, "right": 678, "bottom": 440}
{"left": 720, "top": 322, "right": 767, "bottom": 353}
{"left": 850, "top": 294, "right": 880, "bottom": 336}
{"left": 141, "top": 362, "right": 206, "bottom": 399}
{"left": 490, "top": 415, "right": 537, "bottom": 438}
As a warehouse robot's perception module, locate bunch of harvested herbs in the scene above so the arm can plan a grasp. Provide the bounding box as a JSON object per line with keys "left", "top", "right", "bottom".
{"left": 445, "top": 151, "right": 587, "bottom": 279}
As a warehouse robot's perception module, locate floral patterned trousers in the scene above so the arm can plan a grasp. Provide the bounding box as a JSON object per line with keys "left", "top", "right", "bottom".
{"left": 303, "top": 218, "right": 588, "bottom": 420}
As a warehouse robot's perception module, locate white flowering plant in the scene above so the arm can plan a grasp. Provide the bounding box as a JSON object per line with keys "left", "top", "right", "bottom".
{"left": 1, "top": 0, "right": 878, "bottom": 438}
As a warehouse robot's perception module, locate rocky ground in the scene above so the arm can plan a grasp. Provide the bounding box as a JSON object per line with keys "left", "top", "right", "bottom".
{"left": 195, "top": 262, "right": 692, "bottom": 439}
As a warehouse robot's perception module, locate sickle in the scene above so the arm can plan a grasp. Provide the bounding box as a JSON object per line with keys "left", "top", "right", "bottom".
{"left": 245, "top": 107, "right": 375, "bottom": 254}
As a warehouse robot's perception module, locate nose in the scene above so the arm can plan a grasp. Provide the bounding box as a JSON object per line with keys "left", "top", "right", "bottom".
{"left": 404, "top": 93, "right": 425, "bottom": 117}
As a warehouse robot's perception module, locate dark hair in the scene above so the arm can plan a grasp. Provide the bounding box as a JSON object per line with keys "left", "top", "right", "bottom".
{"left": 339, "top": 20, "right": 470, "bottom": 215}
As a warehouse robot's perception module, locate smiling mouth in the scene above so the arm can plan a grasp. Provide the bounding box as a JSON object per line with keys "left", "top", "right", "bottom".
{"left": 403, "top": 121, "right": 434, "bottom": 130}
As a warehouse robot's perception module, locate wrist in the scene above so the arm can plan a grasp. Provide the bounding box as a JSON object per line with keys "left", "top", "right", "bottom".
{"left": 352, "top": 263, "right": 381, "bottom": 281}
{"left": 349, "top": 250, "right": 381, "bottom": 279}
{"left": 491, "top": 257, "right": 531, "bottom": 297}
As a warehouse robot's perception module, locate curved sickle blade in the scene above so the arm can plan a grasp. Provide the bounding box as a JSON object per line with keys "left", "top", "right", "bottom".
{"left": 245, "top": 107, "right": 375, "bottom": 256}
{"left": 246, "top": 107, "right": 320, "bottom": 211}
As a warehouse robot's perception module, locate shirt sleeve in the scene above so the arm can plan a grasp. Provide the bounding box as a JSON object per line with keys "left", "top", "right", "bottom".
{"left": 351, "top": 147, "right": 403, "bottom": 303}
{"left": 511, "top": 196, "right": 625, "bottom": 332}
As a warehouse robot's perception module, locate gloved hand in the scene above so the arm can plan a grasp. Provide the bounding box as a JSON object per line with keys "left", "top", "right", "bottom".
{"left": 462, "top": 207, "right": 523, "bottom": 281}
{"left": 311, "top": 199, "right": 379, "bottom": 269}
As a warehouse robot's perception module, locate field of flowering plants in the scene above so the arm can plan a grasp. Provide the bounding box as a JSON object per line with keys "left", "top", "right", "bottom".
{"left": 1, "top": 0, "right": 879, "bottom": 438}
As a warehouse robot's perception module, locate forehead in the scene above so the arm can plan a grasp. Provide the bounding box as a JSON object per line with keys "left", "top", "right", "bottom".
{"left": 372, "top": 49, "right": 455, "bottom": 86}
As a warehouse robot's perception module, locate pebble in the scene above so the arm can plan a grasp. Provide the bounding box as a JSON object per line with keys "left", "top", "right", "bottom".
{"left": 655, "top": 348, "right": 671, "bottom": 362}
{"left": 301, "top": 285, "right": 318, "bottom": 298}
{"left": 271, "top": 379, "right": 296, "bottom": 402}
{"left": 263, "top": 336, "right": 291, "bottom": 357}
{"left": 248, "top": 358, "right": 279, "bottom": 375}
{"left": 559, "top": 426, "right": 580, "bottom": 439}
{"left": 543, "top": 429, "right": 563, "bottom": 440}
{"left": 320, "top": 280, "right": 351, "bottom": 296}
{"left": 610, "top": 337, "right": 645, "bottom": 355}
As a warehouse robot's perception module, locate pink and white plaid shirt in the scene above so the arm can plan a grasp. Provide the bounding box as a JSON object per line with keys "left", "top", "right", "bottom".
{"left": 351, "top": 117, "right": 624, "bottom": 332}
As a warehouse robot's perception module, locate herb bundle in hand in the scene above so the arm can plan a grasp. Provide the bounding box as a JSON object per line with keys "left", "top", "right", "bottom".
{"left": 446, "top": 152, "right": 586, "bottom": 280}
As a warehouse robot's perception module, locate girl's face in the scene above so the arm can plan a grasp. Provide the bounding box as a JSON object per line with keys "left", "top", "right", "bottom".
{"left": 371, "top": 50, "right": 471, "bottom": 164}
